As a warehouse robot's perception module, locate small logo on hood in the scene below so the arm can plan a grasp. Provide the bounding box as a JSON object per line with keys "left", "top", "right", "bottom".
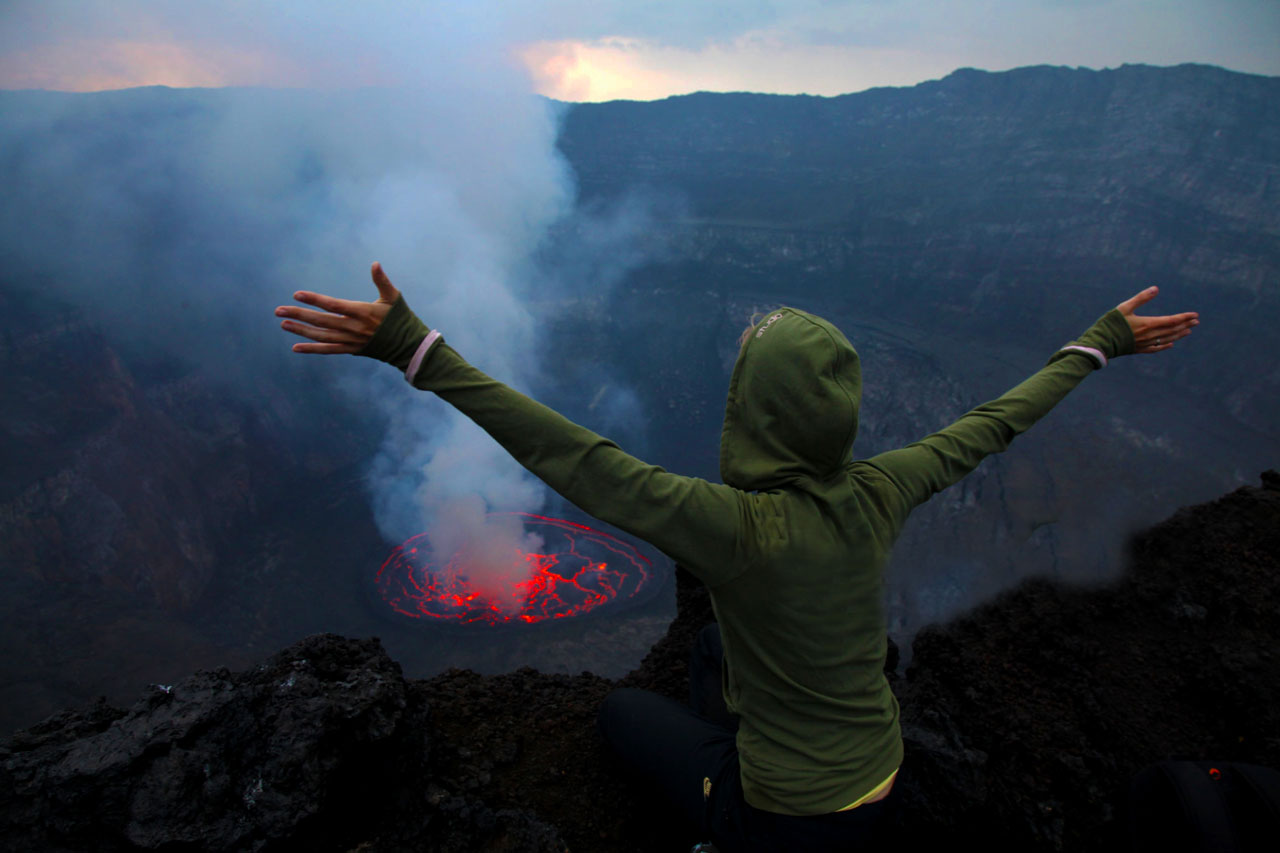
{"left": 755, "top": 312, "right": 785, "bottom": 339}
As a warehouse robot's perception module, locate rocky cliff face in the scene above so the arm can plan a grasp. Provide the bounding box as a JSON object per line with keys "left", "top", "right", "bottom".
{"left": 2, "top": 304, "right": 235, "bottom": 610}
{"left": 560, "top": 64, "right": 1279, "bottom": 296}
{"left": 3, "top": 473, "right": 1276, "bottom": 852}
{"left": 0, "top": 283, "right": 387, "bottom": 731}
{"left": 548, "top": 62, "right": 1279, "bottom": 641}
{"left": 557, "top": 63, "right": 1279, "bottom": 424}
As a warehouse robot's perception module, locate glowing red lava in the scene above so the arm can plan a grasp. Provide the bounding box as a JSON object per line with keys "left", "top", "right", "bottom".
{"left": 375, "top": 513, "right": 654, "bottom": 625}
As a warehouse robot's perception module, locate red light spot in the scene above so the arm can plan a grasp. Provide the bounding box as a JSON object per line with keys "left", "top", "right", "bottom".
{"left": 1208, "top": 767, "right": 1222, "bottom": 780}
{"left": 374, "top": 513, "right": 654, "bottom": 625}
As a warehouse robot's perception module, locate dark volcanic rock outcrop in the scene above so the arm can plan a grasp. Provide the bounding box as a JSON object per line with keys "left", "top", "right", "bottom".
{"left": 893, "top": 469, "right": 1280, "bottom": 849}
{"left": 0, "top": 634, "right": 564, "bottom": 853}
{"left": 3, "top": 474, "right": 1277, "bottom": 851}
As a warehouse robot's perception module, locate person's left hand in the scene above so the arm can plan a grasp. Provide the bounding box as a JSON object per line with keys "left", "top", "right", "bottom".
{"left": 275, "top": 262, "right": 401, "bottom": 354}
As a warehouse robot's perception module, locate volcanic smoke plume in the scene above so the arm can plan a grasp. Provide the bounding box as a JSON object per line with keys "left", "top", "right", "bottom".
{"left": 0, "top": 4, "right": 666, "bottom": 621}
{"left": 424, "top": 498, "right": 547, "bottom": 615}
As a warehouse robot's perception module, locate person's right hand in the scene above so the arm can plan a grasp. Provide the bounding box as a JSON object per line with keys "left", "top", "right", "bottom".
{"left": 275, "top": 262, "right": 401, "bottom": 355}
{"left": 1116, "top": 287, "right": 1199, "bottom": 354}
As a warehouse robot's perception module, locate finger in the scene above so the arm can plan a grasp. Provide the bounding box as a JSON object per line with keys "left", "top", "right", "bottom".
{"left": 294, "top": 290, "right": 371, "bottom": 317}
{"left": 292, "top": 341, "right": 362, "bottom": 355}
{"left": 1137, "top": 327, "right": 1193, "bottom": 352}
{"left": 371, "top": 262, "right": 401, "bottom": 303}
{"left": 1144, "top": 312, "right": 1200, "bottom": 332}
{"left": 1117, "top": 286, "right": 1159, "bottom": 315}
{"left": 1136, "top": 313, "right": 1192, "bottom": 338}
{"left": 280, "top": 319, "right": 367, "bottom": 345}
{"left": 1134, "top": 317, "right": 1199, "bottom": 346}
{"left": 275, "top": 305, "right": 363, "bottom": 333}
{"left": 1137, "top": 326, "right": 1193, "bottom": 345}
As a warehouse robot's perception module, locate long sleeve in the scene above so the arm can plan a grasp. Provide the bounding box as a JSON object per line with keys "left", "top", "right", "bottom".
{"left": 359, "top": 297, "right": 753, "bottom": 584}
{"left": 863, "top": 308, "right": 1135, "bottom": 519}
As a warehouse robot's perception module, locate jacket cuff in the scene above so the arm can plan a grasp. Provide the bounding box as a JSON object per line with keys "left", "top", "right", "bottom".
{"left": 1052, "top": 308, "right": 1135, "bottom": 368}
{"left": 356, "top": 295, "right": 437, "bottom": 377}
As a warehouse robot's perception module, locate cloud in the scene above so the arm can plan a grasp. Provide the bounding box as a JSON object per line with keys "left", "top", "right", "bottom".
{"left": 0, "top": 39, "right": 293, "bottom": 91}
{"left": 519, "top": 0, "right": 1280, "bottom": 101}
{"left": 521, "top": 35, "right": 957, "bottom": 101}
{"left": 0, "top": 1, "right": 529, "bottom": 90}
{"left": 3, "top": 1, "right": 1276, "bottom": 98}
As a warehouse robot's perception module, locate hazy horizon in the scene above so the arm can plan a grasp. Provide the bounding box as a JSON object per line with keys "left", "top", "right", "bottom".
{"left": 2, "top": 1, "right": 1276, "bottom": 100}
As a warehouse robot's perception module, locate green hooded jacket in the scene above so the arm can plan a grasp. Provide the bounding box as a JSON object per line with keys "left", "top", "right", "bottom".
{"left": 361, "top": 300, "right": 1134, "bottom": 815}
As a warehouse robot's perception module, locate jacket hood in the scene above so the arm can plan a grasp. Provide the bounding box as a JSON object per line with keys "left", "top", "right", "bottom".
{"left": 719, "top": 307, "right": 861, "bottom": 490}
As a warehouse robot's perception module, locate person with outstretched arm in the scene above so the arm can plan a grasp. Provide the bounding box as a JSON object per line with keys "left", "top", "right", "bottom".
{"left": 276, "top": 265, "right": 1197, "bottom": 852}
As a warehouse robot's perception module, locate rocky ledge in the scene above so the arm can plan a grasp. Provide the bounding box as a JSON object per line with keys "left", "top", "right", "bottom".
{"left": 3, "top": 472, "right": 1277, "bottom": 852}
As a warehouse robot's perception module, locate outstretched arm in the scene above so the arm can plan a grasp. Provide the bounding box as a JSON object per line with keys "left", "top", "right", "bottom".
{"left": 863, "top": 287, "right": 1198, "bottom": 519}
{"left": 275, "top": 265, "right": 754, "bottom": 586}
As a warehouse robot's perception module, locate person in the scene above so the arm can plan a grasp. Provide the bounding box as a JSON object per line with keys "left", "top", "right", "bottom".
{"left": 275, "top": 264, "right": 1198, "bottom": 852}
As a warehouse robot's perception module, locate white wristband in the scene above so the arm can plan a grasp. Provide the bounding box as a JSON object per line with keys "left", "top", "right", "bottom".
{"left": 1057, "top": 344, "right": 1107, "bottom": 368}
{"left": 405, "top": 330, "right": 442, "bottom": 382}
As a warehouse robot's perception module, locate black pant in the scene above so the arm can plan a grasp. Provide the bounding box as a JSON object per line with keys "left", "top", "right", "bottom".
{"left": 598, "top": 624, "right": 896, "bottom": 852}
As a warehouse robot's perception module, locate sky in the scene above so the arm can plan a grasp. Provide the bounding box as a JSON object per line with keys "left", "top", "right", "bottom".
{"left": 0, "top": 0, "right": 1276, "bottom": 101}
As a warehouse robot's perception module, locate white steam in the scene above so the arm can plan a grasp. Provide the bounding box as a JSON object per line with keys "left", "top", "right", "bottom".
{"left": 424, "top": 496, "right": 545, "bottom": 615}
{"left": 1, "top": 10, "right": 586, "bottom": 595}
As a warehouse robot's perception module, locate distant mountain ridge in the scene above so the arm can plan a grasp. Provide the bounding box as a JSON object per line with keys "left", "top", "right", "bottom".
{"left": 549, "top": 62, "right": 1279, "bottom": 443}
{"left": 557, "top": 63, "right": 1277, "bottom": 322}
{"left": 562, "top": 63, "right": 1278, "bottom": 223}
